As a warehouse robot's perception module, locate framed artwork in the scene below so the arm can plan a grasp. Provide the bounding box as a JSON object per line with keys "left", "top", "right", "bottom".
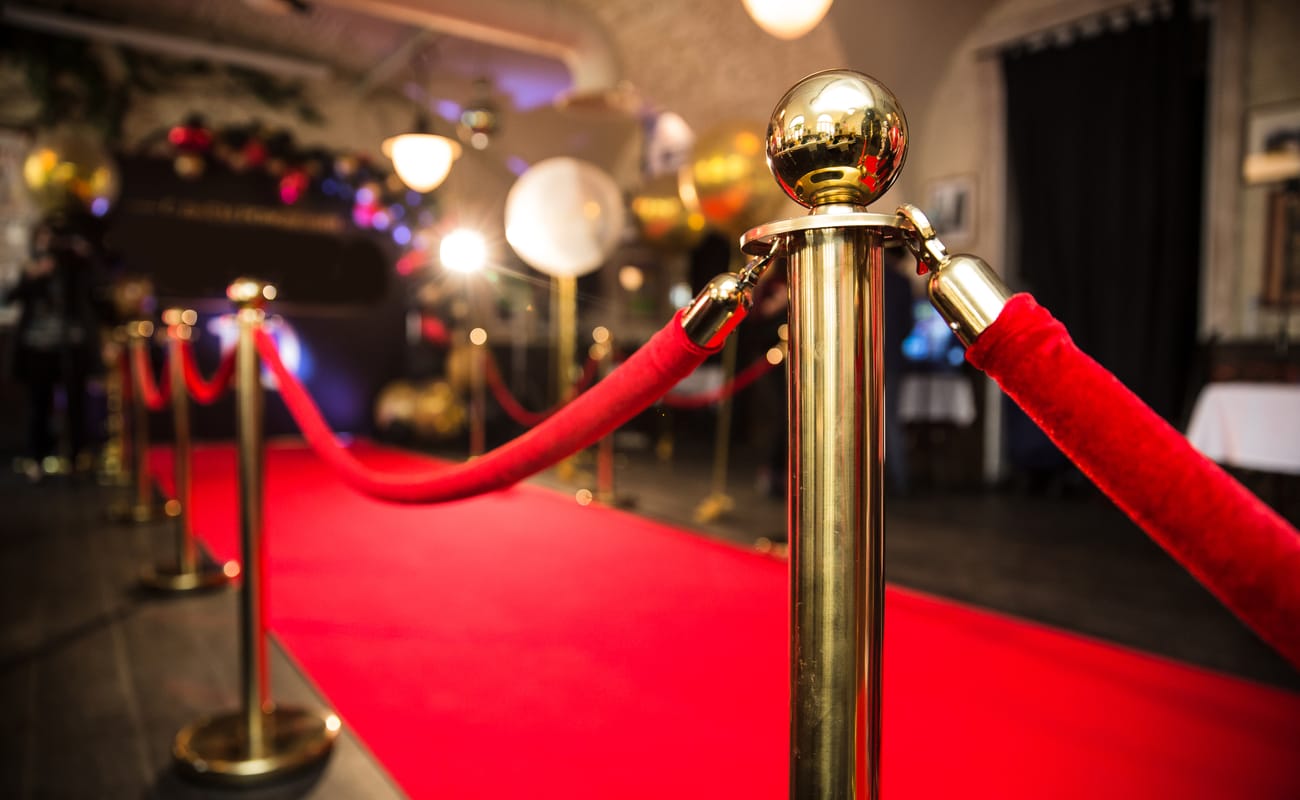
{"left": 923, "top": 174, "right": 976, "bottom": 245}
{"left": 1244, "top": 103, "right": 1300, "bottom": 308}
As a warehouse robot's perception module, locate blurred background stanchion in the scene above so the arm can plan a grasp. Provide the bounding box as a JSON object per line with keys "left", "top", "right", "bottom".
{"left": 97, "top": 326, "right": 130, "bottom": 487}
{"left": 553, "top": 275, "right": 578, "bottom": 481}
{"left": 693, "top": 335, "right": 738, "bottom": 523}
{"left": 591, "top": 326, "right": 633, "bottom": 508}
{"left": 109, "top": 320, "right": 160, "bottom": 523}
{"left": 173, "top": 279, "right": 338, "bottom": 783}
{"left": 138, "top": 308, "right": 234, "bottom": 593}
{"left": 468, "top": 327, "right": 487, "bottom": 458}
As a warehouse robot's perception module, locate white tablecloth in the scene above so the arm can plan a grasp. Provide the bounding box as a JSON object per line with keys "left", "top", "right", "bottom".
{"left": 898, "top": 373, "right": 976, "bottom": 426}
{"left": 1185, "top": 382, "right": 1300, "bottom": 474}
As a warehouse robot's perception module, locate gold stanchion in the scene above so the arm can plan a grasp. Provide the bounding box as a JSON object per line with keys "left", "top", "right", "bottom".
{"left": 98, "top": 327, "right": 131, "bottom": 487}
{"left": 553, "top": 275, "right": 578, "bottom": 481}
{"left": 173, "top": 280, "right": 338, "bottom": 783}
{"left": 110, "top": 321, "right": 162, "bottom": 523}
{"left": 692, "top": 335, "right": 738, "bottom": 523}
{"left": 741, "top": 70, "right": 910, "bottom": 799}
{"left": 468, "top": 327, "right": 488, "bottom": 458}
{"left": 590, "top": 326, "right": 631, "bottom": 507}
{"left": 139, "top": 309, "right": 234, "bottom": 593}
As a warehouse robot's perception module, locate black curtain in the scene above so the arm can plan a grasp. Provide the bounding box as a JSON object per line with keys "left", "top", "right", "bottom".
{"left": 1002, "top": 4, "right": 1208, "bottom": 423}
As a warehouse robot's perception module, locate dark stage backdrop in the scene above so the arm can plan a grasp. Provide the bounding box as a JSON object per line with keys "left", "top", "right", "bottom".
{"left": 1002, "top": 4, "right": 1208, "bottom": 426}
{"left": 109, "top": 156, "right": 407, "bottom": 440}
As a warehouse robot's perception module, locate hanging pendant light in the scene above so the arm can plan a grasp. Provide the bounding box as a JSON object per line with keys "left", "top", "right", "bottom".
{"left": 742, "top": 0, "right": 833, "bottom": 40}
{"left": 382, "top": 115, "right": 462, "bottom": 193}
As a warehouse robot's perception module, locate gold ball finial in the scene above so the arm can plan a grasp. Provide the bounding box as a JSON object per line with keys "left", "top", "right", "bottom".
{"left": 766, "top": 69, "right": 908, "bottom": 208}
{"left": 226, "top": 278, "right": 278, "bottom": 309}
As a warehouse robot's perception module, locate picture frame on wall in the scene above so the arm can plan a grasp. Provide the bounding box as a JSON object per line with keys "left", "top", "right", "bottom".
{"left": 923, "top": 174, "right": 976, "bottom": 246}
{"left": 1242, "top": 102, "right": 1300, "bottom": 309}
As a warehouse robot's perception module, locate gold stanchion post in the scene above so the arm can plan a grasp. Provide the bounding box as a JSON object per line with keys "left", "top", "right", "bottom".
{"left": 590, "top": 326, "right": 628, "bottom": 506}
{"left": 110, "top": 321, "right": 162, "bottom": 523}
{"left": 468, "top": 327, "right": 488, "bottom": 458}
{"left": 98, "top": 327, "right": 131, "bottom": 486}
{"left": 173, "top": 280, "right": 339, "bottom": 783}
{"left": 741, "top": 70, "right": 910, "bottom": 800}
{"left": 553, "top": 275, "right": 578, "bottom": 481}
{"left": 139, "top": 309, "right": 234, "bottom": 593}
{"left": 692, "top": 335, "right": 738, "bottom": 523}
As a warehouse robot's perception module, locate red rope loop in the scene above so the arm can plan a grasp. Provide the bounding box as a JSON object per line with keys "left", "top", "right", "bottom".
{"left": 178, "top": 340, "right": 236, "bottom": 404}
{"left": 130, "top": 342, "right": 171, "bottom": 411}
{"left": 482, "top": 351, "right": 601, "bottom": 427}
{"left": 254, "top": 311, "right": 720, "bottom": 504}
{"left": 967, "top": 293, "right": 1300, "bottom": 669}
{"left": 660, "top": 351, "right": 778, "bottom": 409}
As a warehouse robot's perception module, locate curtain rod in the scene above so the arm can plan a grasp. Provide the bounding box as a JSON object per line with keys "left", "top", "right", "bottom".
{"left": 972, "top": 0, "right": 1193, "bottom": 61}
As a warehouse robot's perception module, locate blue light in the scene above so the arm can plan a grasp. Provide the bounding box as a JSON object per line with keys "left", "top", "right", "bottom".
{"left": 392, "top": 225, "right": 412, "bottom": 246}
{"left": 902, "top": 334, "right": 928, "bottom": 361}
{"left": 90, "top": 197, "right": 110, "bottom": 217}
{"left": 321, "top": 178, "right": 339, "bottom": 195}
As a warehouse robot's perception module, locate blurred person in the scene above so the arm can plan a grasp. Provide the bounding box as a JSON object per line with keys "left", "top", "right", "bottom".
{"left": 3, "top": 216, "right": 105, "bottom": 478}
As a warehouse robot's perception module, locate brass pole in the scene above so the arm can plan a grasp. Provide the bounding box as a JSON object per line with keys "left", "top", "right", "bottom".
{"left": 693, "top": 336, "right": 738, "bottom": 523}
{"left": 98, "top": 329, "right": 130, "bottom": 486}
{"left": 593, "top": 328, "right": 617, "bottom": 505}
{"left": 139, "top": 311, "right": 230, "bottom": 593}
{"left": 554, "top": 275, "right": 577, "bottom": 480}
{"left": 173, "top": 280, "right": 338, "bottom": 784}
{"left": 113, "top": 322, "right": 158, "bottom": 523}
{"left": 787, "top": 223, "right": 886, "bottom": 799}
{"left": 469, "top": 327, "right": 487, "bottom": 457}
{"left": 741, "top": 69, "right": 911, "bottom": 800}
{"left": 234, "top": 293, "right": 269, "bottom": 757}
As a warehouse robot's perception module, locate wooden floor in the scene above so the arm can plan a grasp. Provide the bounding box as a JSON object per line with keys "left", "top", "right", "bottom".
{"left": 1, "top": 436, "right": 1296, "bottom": 799}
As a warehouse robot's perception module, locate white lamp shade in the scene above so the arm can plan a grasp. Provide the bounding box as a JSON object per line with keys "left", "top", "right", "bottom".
{"left": 504, "top": 157, "right": 626, "bottom": 278}
{"left": 383, "top": 133, "right": 462, "bottom": 193}
{"left": 742, "top": 0, "right": 833, "bottom": 40}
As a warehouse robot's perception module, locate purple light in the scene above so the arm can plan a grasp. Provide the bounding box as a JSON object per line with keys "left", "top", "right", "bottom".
{"left": 371, "top": 210, "right": 391, "bottom": 230}
{"left": 505, "top": 156, "right": 530, "bottom": 176}
{"left": 90, "top": 197, "right": 110, "bottom": 217}
{"left": 355, "top": 186, "right": 376, "bottom": 205}
{"left": 392, "top": 225, "right": 412, "bottom": 246}
{"left": 434, "top": 99, "right": 462, "bottom": 122}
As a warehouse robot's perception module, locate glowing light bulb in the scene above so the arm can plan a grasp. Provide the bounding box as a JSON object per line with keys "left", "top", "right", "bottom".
{"left": 440, "top": 229, "right": 488, "bottom": 274}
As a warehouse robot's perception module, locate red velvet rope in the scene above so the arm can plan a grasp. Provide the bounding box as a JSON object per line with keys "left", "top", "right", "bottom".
{"left": 178, "top": 340, "right": 237, "bottom": 404}
{"left": 254, "top": 311, "right": 720, "bottom": 504}
{"left": 661, "top": 352, "right": 777, "bottom": 409}
{"left": 483, "top": 352, "right": 601, "bottom": 427}
{"left": 967, "top": 293, "right": 1300, "bottom": 669}
{"left": 130, "top": 342, "right": 171, "bottom": 411}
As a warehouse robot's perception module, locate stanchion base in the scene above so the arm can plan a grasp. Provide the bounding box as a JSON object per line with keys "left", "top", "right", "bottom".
{"left": 139, "top": 561, "right": 233, "bottom": 594}
{"left": 173, "top": 707, "right": 339, "bottom": 785}
{"left": 693, "top": 492, "right": 734, "bottom": 524}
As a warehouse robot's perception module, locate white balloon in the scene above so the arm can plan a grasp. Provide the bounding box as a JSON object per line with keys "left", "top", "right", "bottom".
{"left": 504, "top": 157, "right": 625, "bottom": 277}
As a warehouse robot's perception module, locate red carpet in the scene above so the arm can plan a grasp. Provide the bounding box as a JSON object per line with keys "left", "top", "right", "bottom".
{"left": 154, "top": 443, "right": 1300, "bottom": 799}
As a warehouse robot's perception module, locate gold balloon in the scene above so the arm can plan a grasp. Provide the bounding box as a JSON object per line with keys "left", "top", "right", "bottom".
{"left": 412, "top": 380, "right": 466, "bottom": 438}
{"left": 374, "top": 380, "right": 419, "bottom": 431}
{"left": 629, "top": 170, "right": 707, "bottom": 251}
{"left": 22, "top": 127, "right": 120, "bottom": 214}
{"left": 687, "top": 120, "right": 794, "bottom": 236}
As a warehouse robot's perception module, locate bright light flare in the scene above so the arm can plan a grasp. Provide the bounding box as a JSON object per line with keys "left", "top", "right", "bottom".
{"left": 440, "top": 229, "right": 488, "bottom": 274}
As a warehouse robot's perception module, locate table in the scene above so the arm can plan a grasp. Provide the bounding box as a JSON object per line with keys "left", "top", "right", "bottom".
{"left": 1185, "top": 382, "right": 1300, "bottom": 475}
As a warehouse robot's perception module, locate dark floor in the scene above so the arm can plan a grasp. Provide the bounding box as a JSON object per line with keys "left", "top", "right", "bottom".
{"left": 1, "top": 430, "right": 1297, "bottom": 799}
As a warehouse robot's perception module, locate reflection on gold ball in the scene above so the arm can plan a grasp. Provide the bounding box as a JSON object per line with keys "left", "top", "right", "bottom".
{"left": 412, "top": 381, "right": 466, "bottom": 438}
{"left": 688, "top": 120, "right": 795, "bottom": 236}
{"left": 766, "top": 69, "right": 908, "bottom": 208}
{"left": 374, "top": 381, "right": 419, "bottom": 430}
{"left": 22, "top": 128, "right": 120, "bottom": 214}
{"left": 629, "top": 171, "right": 707, "bottom": 251}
